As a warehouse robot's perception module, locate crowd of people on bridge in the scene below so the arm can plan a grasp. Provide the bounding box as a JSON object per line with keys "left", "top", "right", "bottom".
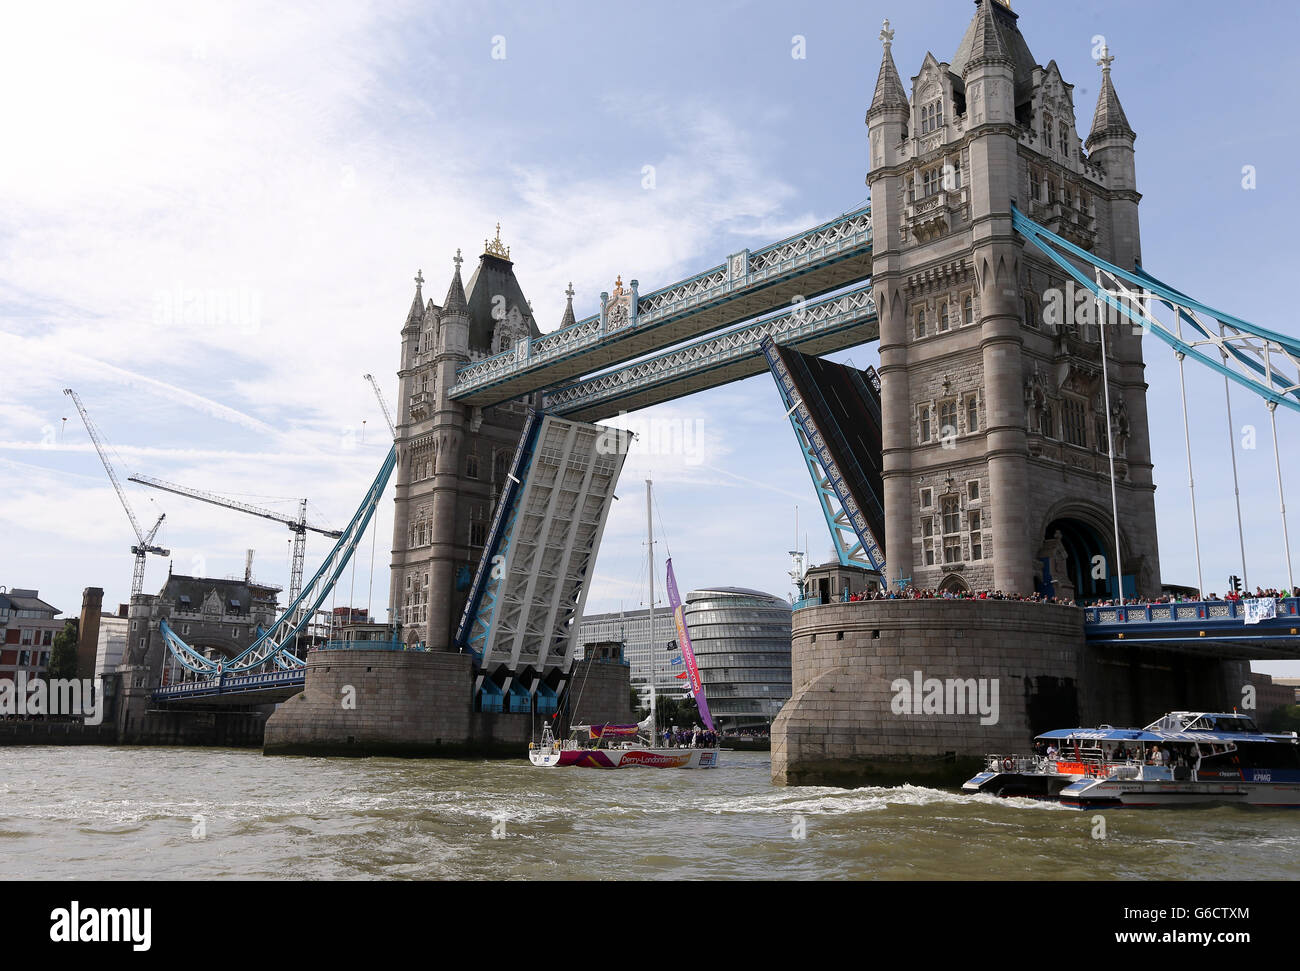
{"left": 841, "top": 586, "right": 1077, "bottom": 607}
{"left": 1090, "top": 584, "right": 1300, "bottom": 608}
{"left": 824, "top": 581, "right": 1300, "bottom": 610}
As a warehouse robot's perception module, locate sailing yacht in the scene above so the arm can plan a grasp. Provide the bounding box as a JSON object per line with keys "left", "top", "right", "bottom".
{"left": 528, "top": 479, "right": 720, "bottom": 769}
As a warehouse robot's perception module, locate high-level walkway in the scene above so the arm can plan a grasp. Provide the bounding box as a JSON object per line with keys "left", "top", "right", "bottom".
{"left": 450, "top": 207, "right": 872, "bottom": 406}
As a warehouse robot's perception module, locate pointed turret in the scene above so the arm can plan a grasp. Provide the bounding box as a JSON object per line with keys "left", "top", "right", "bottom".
{"left": 404, "top": 269, "right": 425, "bottom": 329}
{"left": 1086, "top": 46, "right": 1134, "bottom": 150}
{"left": 868, "top": 19, "right": 908, "bottom": 118}
{"left": 866, "top": 19, "right": 909, "bottom": 172}
{"left": 964, "top": 0, "right": 1010, "bottom": 67}
{"left": 560, "top": 283, "right": 577, "bottom": 329}
{"left": 442, "top": 249, "right": 468, "bottom": 317}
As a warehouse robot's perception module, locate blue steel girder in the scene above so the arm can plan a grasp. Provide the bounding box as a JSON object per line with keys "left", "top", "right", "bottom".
{"left": 543, "top": 284, "right": 878, "bottom": 422}
{"left": 455, "top": 409, "right": 543, "bottom": 660}
{"left": 761, "top": 340, "right": 885, "bottom": 575}
{"left": 1012, "top": 207, "right": 1300, "bottom": 414}
{"left": 158, "top": 445, "right": 398, "bottom": 677}
{"left": 450, "top": 207, "right": 873, "bottom": 406}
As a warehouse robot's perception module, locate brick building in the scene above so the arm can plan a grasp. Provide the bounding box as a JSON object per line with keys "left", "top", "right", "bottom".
{"left": 0, "top": 588, "right": 62, "bottom": 682}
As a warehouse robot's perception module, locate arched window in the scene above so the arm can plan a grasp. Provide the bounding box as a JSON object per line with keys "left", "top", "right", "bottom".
{"left": 939, "top": 399, "right": 957, "bottom": 437}
{"left": 963, "top": 295, "right": 974, "bottom": 325}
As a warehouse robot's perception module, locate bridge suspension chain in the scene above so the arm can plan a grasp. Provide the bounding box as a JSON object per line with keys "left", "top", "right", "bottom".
{"left": 1013, "top": 206, "right": 1298, "bottom": 592}
{"left": 158, "top": 444, "right": 398, "bottom": 677}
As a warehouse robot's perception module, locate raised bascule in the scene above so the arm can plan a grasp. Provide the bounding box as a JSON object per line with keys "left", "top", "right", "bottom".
{"left": 132, "top": 1, "right": 1300, "bottom": 781}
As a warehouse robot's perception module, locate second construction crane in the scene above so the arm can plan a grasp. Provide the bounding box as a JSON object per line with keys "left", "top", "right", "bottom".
{"left": 126, "top": 476, "right": 341, "bottom": 604}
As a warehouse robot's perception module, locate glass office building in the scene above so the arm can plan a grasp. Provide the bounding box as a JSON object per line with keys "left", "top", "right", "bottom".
{"left": 576, "top": 608, "right": 688, "bottom": 698}
{"left": 682, "top": 587, "right": 792, "bottom": 729}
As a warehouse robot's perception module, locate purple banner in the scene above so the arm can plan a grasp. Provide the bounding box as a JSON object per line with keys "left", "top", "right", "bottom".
{"left": 666, "top": 558, "right": 714, "bottom": 732}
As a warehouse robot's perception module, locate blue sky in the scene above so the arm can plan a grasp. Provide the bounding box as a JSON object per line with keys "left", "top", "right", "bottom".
{"left": 3, "top": 0, "right": 1300, "bottom": 676}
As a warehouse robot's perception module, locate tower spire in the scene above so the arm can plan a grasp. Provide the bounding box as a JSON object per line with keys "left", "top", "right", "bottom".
{"left": 443, "top": 249, "right": 468, "bottom": 316}
{"left": 868, "top": 18, "right": 908, "bottom": 117}
{"left": 1087, "top": 45, "right": 1134, "bottom": 149}
{"left": 405, "top": 268, "right": 425, "bottom": 326}
{"left": 560, "top": 282, "right": 577, "bottom": 329}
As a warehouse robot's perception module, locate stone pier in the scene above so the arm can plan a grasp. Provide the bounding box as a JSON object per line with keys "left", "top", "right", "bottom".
{"left": 264, "top": 649, "right": 632, "bottom": 758}
{"left": 772, "top": 600, "right": 1248, "bottom": 788}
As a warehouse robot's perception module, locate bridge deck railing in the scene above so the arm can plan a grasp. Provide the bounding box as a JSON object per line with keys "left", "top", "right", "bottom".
{"left": 1083, "top": 598, "right": 1300, "bottom": 626}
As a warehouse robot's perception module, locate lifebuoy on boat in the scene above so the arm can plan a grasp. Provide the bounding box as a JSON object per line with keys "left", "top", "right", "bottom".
{"left": 1002, "top": 758, "right": 1014, "bottom": 772}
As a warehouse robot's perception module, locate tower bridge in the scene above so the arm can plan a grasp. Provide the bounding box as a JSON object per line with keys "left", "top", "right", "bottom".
{"left": 131, "top": 1, "right": 1300, "bottom": 778}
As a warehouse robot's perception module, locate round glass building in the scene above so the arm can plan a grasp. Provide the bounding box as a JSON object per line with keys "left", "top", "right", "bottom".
{"left": 682, "top": 587, "right": 792, "bottom": 730}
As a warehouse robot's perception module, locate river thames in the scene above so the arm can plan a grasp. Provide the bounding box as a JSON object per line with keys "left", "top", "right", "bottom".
{"left": 3, "top": 747, "right": 1299, "bottom": 880}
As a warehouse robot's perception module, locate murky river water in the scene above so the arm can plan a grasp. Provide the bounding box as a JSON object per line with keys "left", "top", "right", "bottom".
{"left": 2, "top": 747, "right": 1298, "bottom": 880}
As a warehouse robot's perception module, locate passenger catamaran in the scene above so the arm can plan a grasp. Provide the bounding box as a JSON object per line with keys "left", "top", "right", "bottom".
{"left": 529, "top": 478, "right": 719, "bottom": 770}
{"left": 962, "top": 712, "right": 1300, "bottom": 807}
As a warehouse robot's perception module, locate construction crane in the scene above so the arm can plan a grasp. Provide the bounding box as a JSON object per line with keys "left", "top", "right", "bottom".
{"left": 126, "top": 475, "right": 341, "bottom": 603}
{"left": 63, "top": 388, "right": 170, "bottom": 596}
{"left": 363, "top": 373, "right": 396, "bottom": 437}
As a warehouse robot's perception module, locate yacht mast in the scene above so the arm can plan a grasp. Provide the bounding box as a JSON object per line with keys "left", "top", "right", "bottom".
{"left": 647, "top": 478, "right": 656, "bottom": 739}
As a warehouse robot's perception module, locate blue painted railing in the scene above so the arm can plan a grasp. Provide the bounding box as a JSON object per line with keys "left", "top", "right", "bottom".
{"left": 1083, "top": 598, "right": 1300, "bottom": 626}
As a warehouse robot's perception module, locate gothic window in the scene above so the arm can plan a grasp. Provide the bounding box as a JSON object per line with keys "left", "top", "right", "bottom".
{"left": 1062, "top": 397, "right": 1088, "bottom": 447}
{"left": 963, "top": 295, "right": 974, "bottom": 325}
{"left": 969, "top": 510, "right": 983, "bottom": 561}
{"left": 1029, "top": 168, "right": 1041, "bottom": 202}
{"left": 939, "top": 301, "right": 951, "bottom": 331}
{"left": 920, "top": 100, "right": 944, "bottom": 134}
{"left": 919, "top": 405, "right": 932, "bottom": 442}
{"left": 470, "top": 522, "right": 487, "bottom": 547}
{"left": 1040, "top": 403, "right": 1054, "bottom": 438}
{"left": 965, "top": 394, "right": 979, "bottom": 432}
{"left": 1058, "top": 122, "right": 1070, "bottom": 158}
{"left": 1024, "top": 297, "right": 1039, "bottom": 330}
{"left": 920, "top": 487, "right": 933, "bottom": 509}
{"left": 1042, "top": 112, "right": 1054, "bottom": 150}
{"left": 967, "top": 480, "right": 980, "bottom": 502}
{"left": 941, "top": 496, "right": 962, "bottom": 563}
{"left": 922, "top": 166, "right": 941, "bottom": 197}
{"left": 1096, "top": 416, "right": 1110, "bottom": 455}
{"left": 939, "top": 399, "right": 957, "bottom": 438}
{"left": 916, "top": 307, "right": 927, "bottom": 338}
{"left": 466, "top": 452, "right": 479, "bottom": 479}
{"left": 1048, "top": 177, "right": 1058, "bottom": 203}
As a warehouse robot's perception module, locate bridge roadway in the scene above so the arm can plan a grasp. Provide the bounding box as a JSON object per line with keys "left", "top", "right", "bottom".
{"left": 152, "top": 667, "right": 305, "bottom": 706}
{"left": 1083, "top": 598, "right": 1300, "bottom": 661}
{"left": 449, "top": 206, "right": 872, "bottom": 407}
{"left": 543, "top": 283, "right": 878, "bottom": 421}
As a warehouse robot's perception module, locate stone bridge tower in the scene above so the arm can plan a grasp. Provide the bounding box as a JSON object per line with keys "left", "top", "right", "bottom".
{"left": 388, "top": 228, "right": 558, "bottom": 649}
{"left": 867, "top": 0, "right": 1160, "bottom": 599}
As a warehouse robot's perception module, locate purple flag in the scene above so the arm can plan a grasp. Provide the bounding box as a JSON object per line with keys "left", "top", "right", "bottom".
{"left": 666, "top": 558, "right": 714, "bottom": 732}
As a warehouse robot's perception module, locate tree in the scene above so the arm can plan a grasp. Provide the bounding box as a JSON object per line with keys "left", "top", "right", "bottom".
{"left": 48, "top": 619, "right": 79, "bottom": 680}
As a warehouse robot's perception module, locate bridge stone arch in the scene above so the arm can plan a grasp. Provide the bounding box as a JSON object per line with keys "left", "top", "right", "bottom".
{"left": 1037, "top": 499, "right": 1133, "bottom": 603}
{"left": 938, "top": 573, "right": 970, "bottom": 594}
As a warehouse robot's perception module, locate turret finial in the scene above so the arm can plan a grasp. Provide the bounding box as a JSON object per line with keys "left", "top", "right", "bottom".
{"left": 1097, "top": 45, "right": 1115, "bottom": 74}
{"left": 452, "top": 248, "right": 462, "bottom": 270}
{"left": 483, "top": 223, "right": 510, "bottom": 259}
{"left": 879, "top": 18, "right": 894, "bottom": 49}
{"left": 565, "top": 281, "right": 575, "bottom": 300}
{"left": 414, "top": 269, "right": 424, "bottom": 288}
